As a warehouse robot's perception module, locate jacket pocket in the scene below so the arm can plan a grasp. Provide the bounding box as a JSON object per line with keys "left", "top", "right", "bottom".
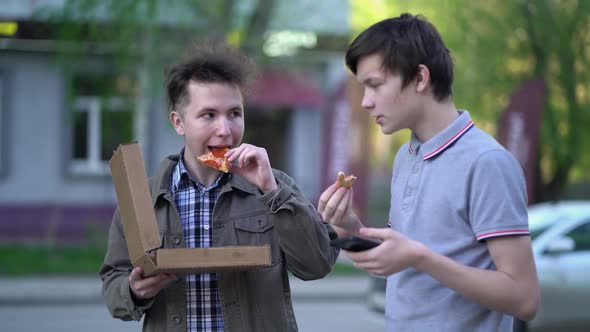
{"left": 234, "top": 214, "right": 281, "bottom": 264}
{"left": 235, "top": 215, "right": 273, "bottom": 233}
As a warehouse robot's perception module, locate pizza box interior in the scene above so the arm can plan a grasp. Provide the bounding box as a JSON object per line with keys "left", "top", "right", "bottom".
{"left": 109, "top": 142, "right": 271, "bottom": 276}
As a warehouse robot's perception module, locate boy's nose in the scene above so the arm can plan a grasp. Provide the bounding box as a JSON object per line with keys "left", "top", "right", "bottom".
{"left": 361, "top": 93, "right": 375, "bottom": 109}
{"left": 216, "top": 118, "right": 231, "bottom": 136}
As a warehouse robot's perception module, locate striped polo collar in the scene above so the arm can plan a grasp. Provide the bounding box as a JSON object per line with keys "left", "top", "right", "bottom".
{"left": 408, "top": 110, "right": 475, "bottom": 160}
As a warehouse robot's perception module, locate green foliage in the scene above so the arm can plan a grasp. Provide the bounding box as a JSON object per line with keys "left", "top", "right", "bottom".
{"left": 328, "top": 261, "right": 366, "bottom": 275}
{"left": 0, "top": 244, "right": 362, "bottom": 276}
{"left": 40, "top": 0, "right": 278, "bottom": 148}
{"left": 38, "top": 0, "right": 276, "bottom": 66}
{"left": 351, "top": 0, "right": 590, "bottom": 201}
{"left": 0, "top": 244, "right": 106, "bottom": 276}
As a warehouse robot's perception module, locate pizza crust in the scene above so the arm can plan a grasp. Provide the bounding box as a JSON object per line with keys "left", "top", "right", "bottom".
{"left": 337, "top": 171, "right": 357, "bottom": 188}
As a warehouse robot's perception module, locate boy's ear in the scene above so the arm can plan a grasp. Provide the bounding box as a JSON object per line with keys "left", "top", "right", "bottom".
{"left": 416, "top": 64, "right": 430, "bottom": 93}
{"left": 170, "top": 111, "right": 185, "bottom": 136}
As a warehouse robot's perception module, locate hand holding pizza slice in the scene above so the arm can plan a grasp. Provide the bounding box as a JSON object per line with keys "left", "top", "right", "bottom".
{"left": 197, "top": 147, "right": 231, "bottom": 173}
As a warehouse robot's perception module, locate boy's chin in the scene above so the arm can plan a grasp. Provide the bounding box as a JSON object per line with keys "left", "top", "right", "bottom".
{"left": 380, "top": 126, "right": 395, "bottom": 135}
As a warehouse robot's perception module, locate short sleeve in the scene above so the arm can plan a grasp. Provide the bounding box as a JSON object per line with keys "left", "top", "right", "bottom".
{"left": 468, "top": 149, "right": 530, "bottom": 242}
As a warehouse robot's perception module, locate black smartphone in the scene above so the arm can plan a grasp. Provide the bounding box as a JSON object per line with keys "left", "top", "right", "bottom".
{"left": 330, "top": 236, "right": 381, "bottom": 252}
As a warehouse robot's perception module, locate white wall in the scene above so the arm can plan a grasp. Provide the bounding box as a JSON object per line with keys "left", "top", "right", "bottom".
{"left": 145, "top": 98, "right": 183, "bottom": 176}
{"left": 286, "top": 108, "right": 323, "bottom": 201}
{"left": 0, "top": 53, "right": 114, "bottom": 204}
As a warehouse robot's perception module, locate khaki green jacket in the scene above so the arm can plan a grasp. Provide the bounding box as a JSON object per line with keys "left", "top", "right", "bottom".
{"left": 100, "top": 153, "right": 339, "bottom": 332}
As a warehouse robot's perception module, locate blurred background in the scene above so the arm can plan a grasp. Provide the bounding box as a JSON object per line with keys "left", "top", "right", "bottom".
{"left": 0, "top": 0, "right": 589, "bottom": 331}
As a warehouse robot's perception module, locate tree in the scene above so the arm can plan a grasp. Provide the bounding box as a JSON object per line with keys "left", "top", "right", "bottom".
{"left": 449, "top": 0, "right": 590, "bottom": 202}
{"left": 39, "top": 0, "right": 277, "bottom": 93}
{"left": 33, "top": 0, "right": 278, "bottom": 168}
{"left": 352, "top": 0, "right": 590, "bottom": 202}
{"left": 520, "top": 0, "right": 590, "bottom": 201}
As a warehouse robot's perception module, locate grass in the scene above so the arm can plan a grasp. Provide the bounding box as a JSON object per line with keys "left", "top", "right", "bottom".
{"left": 0, "top": 244, "right": 106, "bottom": 276}
{"left": 329, "top": 261, "right": 365, "bottom": 276}
{"left": 0, "top": 244, "right": 364, "bottom": 276}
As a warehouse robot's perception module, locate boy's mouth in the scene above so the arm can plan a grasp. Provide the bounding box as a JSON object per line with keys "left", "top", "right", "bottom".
{"left": 208, "top": 145, "right": 230, "bottom": 151}
{"left": 206, "top": 146, "right": 231, "bottom": 159}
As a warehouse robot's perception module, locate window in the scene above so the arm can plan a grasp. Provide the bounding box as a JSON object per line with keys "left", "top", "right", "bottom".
{"left": 242, "top": 106, "right": 290, "bottom": 172}
{"left": 68, "top": 74, "right": 136, "bottom": 176}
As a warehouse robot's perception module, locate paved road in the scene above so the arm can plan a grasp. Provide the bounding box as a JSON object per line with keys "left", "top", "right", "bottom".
{"left": 0, "top": 274, "right": 385, "bottom": 331}
{"left": 295, "top": 300, "right": 385, "bottom": 332}
{"left": 0, "top": 300, "right": 384, "bottom": 332}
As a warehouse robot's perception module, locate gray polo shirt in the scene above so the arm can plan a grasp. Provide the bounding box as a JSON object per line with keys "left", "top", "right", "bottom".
{"left": 386, "top": 110, "right": 529, "bottom": 331}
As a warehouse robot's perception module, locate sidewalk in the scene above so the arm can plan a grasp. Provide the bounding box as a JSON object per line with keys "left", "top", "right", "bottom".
{"left": 0, "top": 273, "right": 372, "bottom": 305}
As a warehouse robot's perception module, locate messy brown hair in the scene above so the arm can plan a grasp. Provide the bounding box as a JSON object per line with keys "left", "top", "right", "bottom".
{"left": 165, "top": 42, "right": 258, "bottom": 116}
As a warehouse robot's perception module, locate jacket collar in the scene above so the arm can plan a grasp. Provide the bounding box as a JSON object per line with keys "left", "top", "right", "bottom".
{"left": 409, "top": 110, "right": 474, "bottom": 160}
{"left": 223, "top": 173, "right": 261, "bottom": 195}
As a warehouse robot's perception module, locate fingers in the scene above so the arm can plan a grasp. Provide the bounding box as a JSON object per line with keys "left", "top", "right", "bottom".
{"left": 319, "top": 186, "right": 349, "bottom": 223}
{"left": 352, "top": 260, "right": 388, "bottom": 276}
{"left": 345, "top": 245, "right": 378, "bottom": 263}
{"left": 359, "top": 227, "right": 393, "bottom": 241}
{"left": 139, "top": 273, "right": 176, "bottom": 299}
{"left": 239, "top": 148, "right": 258, "bottom": 169}
{"left": 318, "top": 182, "right": 339, "bottom": 213}
{"left": 225, "top": 146, "right": 242, "bottom": 167}
{"left": 129, "top": 268, "right": 177, "bottom": 300}
{"left": 332, "top": 189, "right": 352, "bottom": 221}
{"left": 129, "top": 267, "right": 144, "bottom": 284}
{"left": 225, "top": 145, "right": 243, "bottom": 166}
{"left": 128, "top": 267, "right": 147, "bottom": 299}
{"left": 345, "top": 249, "right": 389, "bottom": 276}
{"left": 226, "top": 144, "right": 267, "bottom": 168}
{"left": 226, "top": 144, "right": 246, "bottom": 166}
{"left": 227, "top": 144, "right": 276, "bottom": 192}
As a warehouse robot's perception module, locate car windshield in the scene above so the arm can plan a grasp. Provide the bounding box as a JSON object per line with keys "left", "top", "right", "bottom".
{"left": 529, "top": 225, "right": 551, "bottom": 240}
{"left": 527, "top": 202, "right": 590, "bottom": 240}
{"left": 527, "top": 205, "right": 564, "bottom": 240}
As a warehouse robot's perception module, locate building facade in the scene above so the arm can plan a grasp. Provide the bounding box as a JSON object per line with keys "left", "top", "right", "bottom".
{"left": 0, "top": 0, "right": 353, "bottom": 243}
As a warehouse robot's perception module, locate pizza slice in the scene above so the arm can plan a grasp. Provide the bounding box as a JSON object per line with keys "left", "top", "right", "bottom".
{"left": 337, "top": 171, "right": 357, "bottom": 188}
{"left": 197, "top": 147, "right": 231, "bottom": 173}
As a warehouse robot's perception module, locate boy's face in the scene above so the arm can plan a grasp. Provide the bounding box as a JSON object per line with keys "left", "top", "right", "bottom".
{"left": 356, "top": 53, "right": 419, "bottom": 135}
{"left": 170, "top": 81, "right": 244, "bottom": 162}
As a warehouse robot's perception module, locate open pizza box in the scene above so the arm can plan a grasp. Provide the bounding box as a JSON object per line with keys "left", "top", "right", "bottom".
{"left": 109, "top": 142, "right": 271, "bottom": 276}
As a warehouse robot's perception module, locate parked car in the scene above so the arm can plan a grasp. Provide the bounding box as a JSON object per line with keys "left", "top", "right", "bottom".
{"left": 366, "top": 201, "right": 590, "bottom": 332}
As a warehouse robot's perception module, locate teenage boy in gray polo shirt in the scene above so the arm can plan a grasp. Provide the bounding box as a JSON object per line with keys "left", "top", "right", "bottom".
{"left": 318, "top": 13, "right": 540, "bottom": 331}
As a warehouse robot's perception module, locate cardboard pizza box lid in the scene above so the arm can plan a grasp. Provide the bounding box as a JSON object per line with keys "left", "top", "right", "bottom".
{"left": 109, "top": 142, "right": 271, "bottom": 276}
{"left": 109, "top": 142, "right": 161, "bottom": 256}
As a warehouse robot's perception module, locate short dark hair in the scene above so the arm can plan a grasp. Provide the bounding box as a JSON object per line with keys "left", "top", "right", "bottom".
{"left": 165, "top": 42, "right": 257, "bottom": 115}
{"left": 345, "top": 13, "right": 453, "bottom": 101}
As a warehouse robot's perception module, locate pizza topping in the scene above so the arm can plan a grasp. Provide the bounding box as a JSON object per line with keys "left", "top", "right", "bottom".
{"left": 337, "top": 171, "right": 357, "bottom": 188}
{"left": 210, "top": 147, "right": 229, "bottom": 159}
{"left": 197, "top": 147, "right": 231, "bottom": 173}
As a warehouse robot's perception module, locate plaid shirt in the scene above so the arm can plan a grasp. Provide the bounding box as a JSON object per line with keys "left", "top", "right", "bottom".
{"left": 171, "top": 152, "right": 226, "bottom": 332}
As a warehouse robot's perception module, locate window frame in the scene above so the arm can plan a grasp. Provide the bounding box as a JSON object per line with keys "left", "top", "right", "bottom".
{"left": 68, "top": 95, "right": 136, "bottom": 176}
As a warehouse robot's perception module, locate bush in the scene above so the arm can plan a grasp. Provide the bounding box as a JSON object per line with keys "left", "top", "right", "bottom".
{"left": 0, "top": 244, "right": 106, "bottom": 276}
